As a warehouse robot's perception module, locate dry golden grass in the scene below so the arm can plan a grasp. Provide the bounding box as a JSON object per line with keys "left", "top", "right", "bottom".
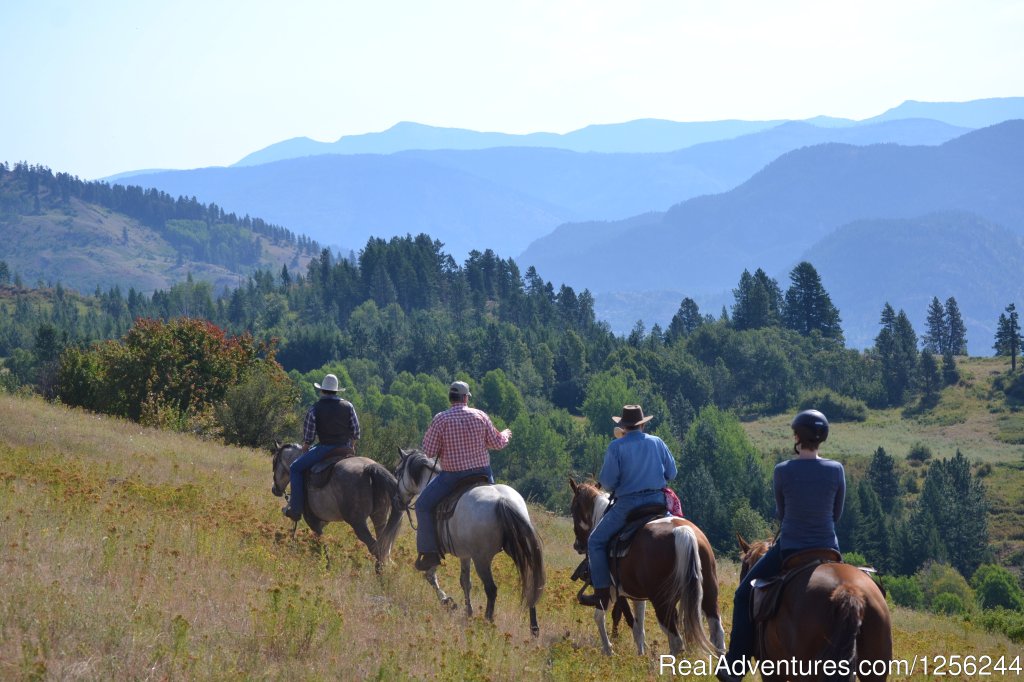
{"left": 1, "top": 392, "right": 1021, "bottom": 680}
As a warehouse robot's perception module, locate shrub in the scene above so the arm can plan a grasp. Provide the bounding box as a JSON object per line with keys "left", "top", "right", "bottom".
{"left": 906, "top": 442, "right": 933, "bottom": 463}
{"left": 731, "top": 501, "right": 771, "bottom": 546}
{"left": 57, "top": 318, "right": 276, "bottom": 430}
{"left": 916, "top": 561, "right": 975, "bottom": 613}
{"left": 883, "top": 575, "right": 924, "bottom": 609}
{"left": 216, "top": 364, "right": 301, "bottom": 448}
{"left": 977, "top": 607, "right": 1024, "bottom": 643}
{"left": 798, "top": 389, "right": 868, "bottom": 422}
{"left": 971, "top": 564, "right": 1024, "bottom": 611}
{"left": 931, "top": 592, "right": 966, "bottom": 615}
{"left": 843, "top": 551, "right": 868, "bottom": 567}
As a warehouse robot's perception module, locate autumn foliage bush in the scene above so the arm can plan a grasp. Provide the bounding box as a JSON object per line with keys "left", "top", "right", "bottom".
{"left": 57, "top": 317, "right": 285, "bottom": 435}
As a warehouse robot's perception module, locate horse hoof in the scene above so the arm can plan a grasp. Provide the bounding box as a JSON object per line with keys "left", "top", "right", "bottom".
{"left": 531, "top": 626, "right": 540, "bottom": 638}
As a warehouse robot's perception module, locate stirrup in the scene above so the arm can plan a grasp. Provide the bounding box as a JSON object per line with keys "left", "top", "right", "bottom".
{"left": 578, "top": 587, "right": 610, "bottom": 610}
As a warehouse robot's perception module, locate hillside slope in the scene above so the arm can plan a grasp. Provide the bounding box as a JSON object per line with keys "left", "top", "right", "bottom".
{"left": 2, "top": 391, "right": 1021, "bottom": 679}
{"left": 808, "top": 211, "right": 1024, "bottom": 350}
{"left": 0, "top": 165, "right": 315, "bottom": 294}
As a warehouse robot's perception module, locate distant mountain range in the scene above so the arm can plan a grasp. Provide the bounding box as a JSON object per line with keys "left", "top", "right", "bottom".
{"left": 36, "top": 97, "right": 1024, "bottom": 357}
{"left": 231, "top": 96, "right": 1024, "bottom": 165}
{"left": 113, "top": 118, "right": 972, "bottom": 258}
{"left": 809, "top": 211, "right": 1024, "bottom": 352}
{"left": 522, "top": 120, "right": 1024, "bottom": 295}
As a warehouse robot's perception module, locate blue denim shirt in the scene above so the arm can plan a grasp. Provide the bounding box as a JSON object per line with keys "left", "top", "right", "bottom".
{"left": 598, "top": 430, "right": 678, "bottom": 497}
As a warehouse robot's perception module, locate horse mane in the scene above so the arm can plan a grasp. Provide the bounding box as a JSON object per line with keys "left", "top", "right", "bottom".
{"left": 571, "top": 481, "right": 608, "bottom": 524}
{"left": 741, "top": 539, "right": 774, "bottom": 571}
{"left": 400, "top": 448, "right": 438, "bottom": 482}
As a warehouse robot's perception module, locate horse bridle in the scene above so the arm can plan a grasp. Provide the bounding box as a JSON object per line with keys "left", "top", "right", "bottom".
{"left": 395, "top": 452, "right": 440, "bottom": 530}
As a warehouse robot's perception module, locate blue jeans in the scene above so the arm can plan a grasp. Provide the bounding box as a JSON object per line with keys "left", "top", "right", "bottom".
{"left": 415, "top": 466, "right": 493, "bottom": 554}
{"left": 587, "top": 490, "right": 666, "bottom": 589}
{"left": 287, "top": 444, "right": 335, "bottom": 514}
{"left": 724, "top": 542, "right": 785, "bottom": 672}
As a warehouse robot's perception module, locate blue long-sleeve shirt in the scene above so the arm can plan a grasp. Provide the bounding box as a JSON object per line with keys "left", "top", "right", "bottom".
{"left": 774, "top": 457, "right": 846, "bottom": 552}
{"left": 598, "top": 430, "right": 678, "bottom": 497}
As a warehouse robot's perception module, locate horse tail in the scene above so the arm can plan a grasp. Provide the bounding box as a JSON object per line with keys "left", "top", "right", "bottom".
{"left": 366, "top": 462, "right": 403, "bottom": 561}
{"left": 495, "top": 497, "right": 546, "bottom": 608}
{"left": 819, "top": 582, "right": 865, "bottom": 678}
{"left": 667, "top": 524, "right": 716, "bottom": 655}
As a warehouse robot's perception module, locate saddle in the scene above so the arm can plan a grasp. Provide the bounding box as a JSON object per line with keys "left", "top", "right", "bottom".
{"left": 750, "top": 548, "right": 842, "bottom": 625}
{"left": 306, "top": 449, "right": 353, "bottom": 489}
{"left": 607, "top": 503, "right": 670, "bottom": 586}
{"left": 609, "top": 503, "right": 671, "bottom": 558}
{"left": 435, "top": 474, "right": 491, "bottom": 556}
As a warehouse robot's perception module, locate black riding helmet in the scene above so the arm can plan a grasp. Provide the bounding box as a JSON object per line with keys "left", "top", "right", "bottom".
{"left": 791, "top": 409, "right": 829, "bottom": 448}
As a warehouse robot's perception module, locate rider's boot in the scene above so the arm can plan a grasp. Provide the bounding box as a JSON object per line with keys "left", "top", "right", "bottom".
{"left": 578, "top": 586, "right": 610, "bottom": 609}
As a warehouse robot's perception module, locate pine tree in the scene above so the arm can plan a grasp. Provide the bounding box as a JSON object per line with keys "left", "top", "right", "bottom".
{"left": 922, "top": 296, "right": 947, "bottom": 353}
{"left": 875, "top": 304, "right": 918, "bottom": 405}
{"left": 994, "top": 303, "right": 1022, "bottom": 372}
{"left": 917, "top": 349, "right": 942, "bottom": 406}
{"left": 945, "top": 297, "right": 968, "bottom": 355}
{"left": 666, "top": 297, "right": 703, "bottom": 341}
{"left": 941, "top": 348, "right": 960, "bottom": 386}
{"left": 731, "top": 269, "right": 782, "bottom": 330}
{"left": 781, "top": 261, "right": 843, "bottom": 340}
{"left": 867, "top": 446, "right": 900, "bottom": 514}
{"left": 854, "top": 481, "right": 894, "bottom": 572}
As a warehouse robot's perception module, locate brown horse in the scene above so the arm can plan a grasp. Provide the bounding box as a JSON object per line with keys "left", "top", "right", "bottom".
{"left": 738, "top": 537, "right": 893, "bottom": 682}
{"left": 569, "top": 479, "right": 725, "bottom": 656}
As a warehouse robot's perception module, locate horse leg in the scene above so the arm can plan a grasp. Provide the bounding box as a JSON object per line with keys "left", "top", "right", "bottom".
{"left": 593, "top": 606, "right": 613, "bottom": 656}
{"left": 460, "top": 558, "right": 474, "bottom": 618}
{"left": 347, "top": 517, "right": 381, "bottom": 572}
{"left": 473, "top": 559, "right": 499, "bottom": 622}
{"left": 654, "top": 600, "right": 685, "bottom": 655}
{"left": 529, "top": 605, "right": 539, "bottom": 638}
{"left": 701, "top": 565, "right": 726, "bottom": 653}
{"left": 631, "top": 599, "right": 647, "bottom": 655}
{"left": 423, "top": 566, "right": 457, "bottom": 610}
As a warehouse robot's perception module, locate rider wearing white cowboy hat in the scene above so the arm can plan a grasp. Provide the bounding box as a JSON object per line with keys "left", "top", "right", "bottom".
{"left": 282, "top": 373, "right": 360, "bottom": 521}
{"left": 578, "top": 404, "right": 678, "bottom": 609}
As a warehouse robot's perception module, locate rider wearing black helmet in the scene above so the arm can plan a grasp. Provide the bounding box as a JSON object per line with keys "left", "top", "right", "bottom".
{"left": 717, "top": 409, "right": 846, "bottom": 682}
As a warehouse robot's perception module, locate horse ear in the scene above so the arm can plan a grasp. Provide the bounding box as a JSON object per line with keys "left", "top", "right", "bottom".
{"left": 736, "top": 532, "right": 750, "bottom": 552}
{"left": 399, "top": 448, "right": 409, "bottom": 460}
{"left": 568, "top": 477, "right": 578, "bottom": 493}
{"left": 274, "top": 440, "right": 281, "bottom": 451}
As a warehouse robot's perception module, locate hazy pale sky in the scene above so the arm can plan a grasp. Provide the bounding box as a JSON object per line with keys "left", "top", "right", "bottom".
{"left": 3, "top": 0, "right": 1022, "bottom": 179}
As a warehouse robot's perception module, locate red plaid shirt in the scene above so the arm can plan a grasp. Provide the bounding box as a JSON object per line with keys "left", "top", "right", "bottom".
{"left": 421, "top": 404, "right": 509, "bottom": 471}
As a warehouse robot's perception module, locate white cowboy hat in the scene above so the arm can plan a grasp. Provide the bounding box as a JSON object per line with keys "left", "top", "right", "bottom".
{"left": 314, "top": 373, "right": 342, "bottom": 392}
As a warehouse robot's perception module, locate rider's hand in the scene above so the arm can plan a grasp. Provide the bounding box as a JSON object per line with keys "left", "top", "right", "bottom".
{"left": 501, "top": 428, "right": 512, "bottom": 440}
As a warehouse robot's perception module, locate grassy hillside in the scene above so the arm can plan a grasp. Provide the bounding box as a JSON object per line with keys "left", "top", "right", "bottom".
{"left": 0, "top": 165, "right": 316, "bottom": 295}
{"left": 2, "top": 197, "right": 312, "bottom": 295}
{"left": 1, "top": 392, "right": 1021, "bottom": 680}
{"left": 742, "top": 356, "right": 1024, "bottom": 567}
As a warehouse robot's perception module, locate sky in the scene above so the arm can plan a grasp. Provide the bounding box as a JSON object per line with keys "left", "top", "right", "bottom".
{"left": 2, "top": 0, "right": 1023, "bottom": 180}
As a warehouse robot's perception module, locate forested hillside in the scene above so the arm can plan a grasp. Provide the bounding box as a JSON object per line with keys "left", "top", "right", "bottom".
{"left": 4, "top": 231, "right": 1024, "bottom": 591}
{"left": 0, "top": 163, "right": 319, "bottom": 293}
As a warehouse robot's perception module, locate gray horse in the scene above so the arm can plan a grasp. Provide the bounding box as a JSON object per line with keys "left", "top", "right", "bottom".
{"left": 271, "top": 443, "right": 403, "bottom": 572}
{"left": 395, "top": 448, "right": 545, "bottom": 636}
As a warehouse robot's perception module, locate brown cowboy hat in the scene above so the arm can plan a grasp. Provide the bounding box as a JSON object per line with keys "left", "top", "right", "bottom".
{"left": 612, "top": 404, "right": 653, "bottom": 427}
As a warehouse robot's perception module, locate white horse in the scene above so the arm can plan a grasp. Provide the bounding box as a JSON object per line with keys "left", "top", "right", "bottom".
{"left": 395, "top": 449, "right": 545, "bottom": 635}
